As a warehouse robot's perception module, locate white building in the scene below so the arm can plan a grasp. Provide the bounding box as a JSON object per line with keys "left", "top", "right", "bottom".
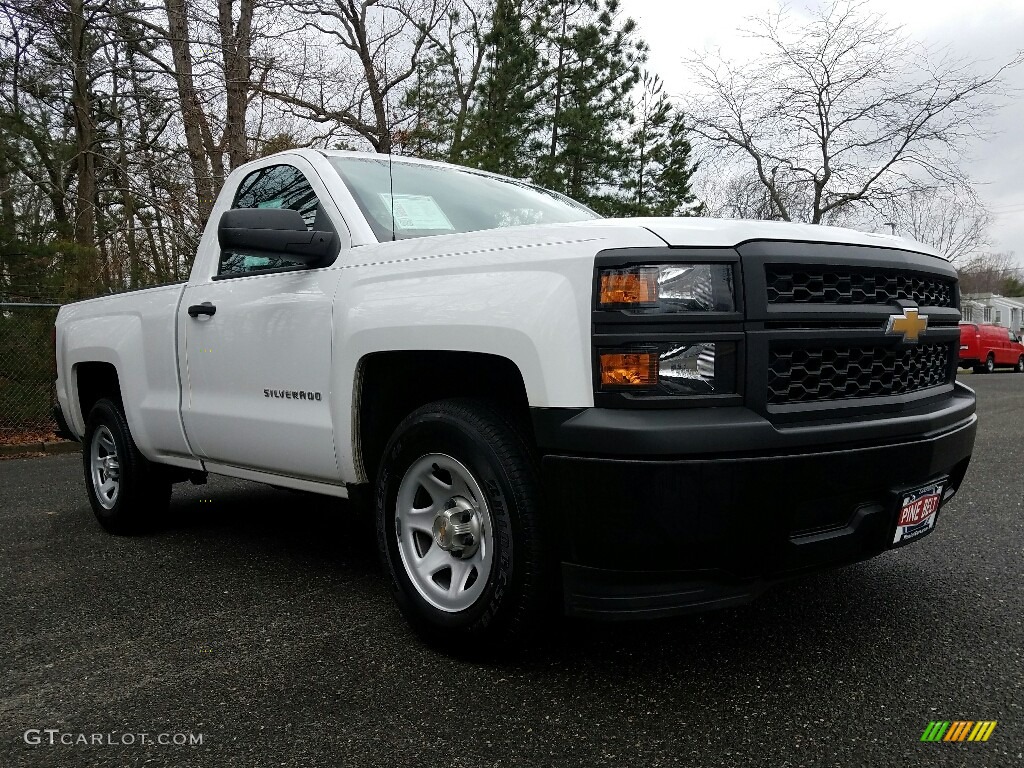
{"left": 962, "top": 293, "right": 1024, "bottom": 334}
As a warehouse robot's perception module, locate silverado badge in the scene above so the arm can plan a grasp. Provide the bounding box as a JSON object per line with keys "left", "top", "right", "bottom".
{"left": 886, "top": 307, "right": 928, "bottom": 344}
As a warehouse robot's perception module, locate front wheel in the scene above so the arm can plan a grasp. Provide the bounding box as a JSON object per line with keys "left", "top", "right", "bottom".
{"left": 83, "top": 398, "right": 171, "bottom": 534}
{"left": 375, "top": 399, "right": 550, "bottom": 648}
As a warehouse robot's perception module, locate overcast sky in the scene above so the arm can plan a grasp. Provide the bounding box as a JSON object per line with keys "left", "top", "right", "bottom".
{"left": 619, "top": 0, "right": 1024, "bottom": 262}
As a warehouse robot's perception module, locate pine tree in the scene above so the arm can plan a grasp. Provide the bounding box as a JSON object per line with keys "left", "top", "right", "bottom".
{"left": 652, "top": 111, "right": 704, "bottom": 216}
{"left": 399, "top": 1, "right": 490, "bottom": 163}
{"left": 460, "top": 0, "right": 540, "bottom": 177}
{"left": 400, "top": 65, "right": 454, "bottom": 160}
{"left": 613, "top": 72, "right": 703, "bottom": 217}
{"left": 531, "top": 0, "right": 645, "bottom": 209}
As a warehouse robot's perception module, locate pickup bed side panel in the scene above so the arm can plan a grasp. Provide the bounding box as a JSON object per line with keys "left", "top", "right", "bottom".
{"left": 56, "top": 283, "right": 199, "bottom": 467}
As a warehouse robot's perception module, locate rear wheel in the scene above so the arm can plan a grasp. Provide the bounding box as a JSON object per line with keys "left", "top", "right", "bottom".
{"left": 1016, "top": 356, "right": 1024, "bottom": 373}
{"left": 375, "top": 399, "right": 550, "bottom": 648}
{"left": 985, "top": 354, "right": 996, "bottom": 374}
{"left": 83, "top": 399, "right": 171, "bottom": 534}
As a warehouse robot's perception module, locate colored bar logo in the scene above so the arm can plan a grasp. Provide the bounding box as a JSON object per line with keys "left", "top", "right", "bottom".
{"left": 921, "top": 721, "right": 997, "bottom": 742}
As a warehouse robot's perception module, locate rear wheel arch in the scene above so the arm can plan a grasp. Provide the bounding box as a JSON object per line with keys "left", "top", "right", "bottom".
{"left": 74, "top": 361, "right": 122, "bottom": 427}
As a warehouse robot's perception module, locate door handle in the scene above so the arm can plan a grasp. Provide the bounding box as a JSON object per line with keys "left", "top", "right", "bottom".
{"left": 188, "top": 302, "right": 217, "bottom": 318}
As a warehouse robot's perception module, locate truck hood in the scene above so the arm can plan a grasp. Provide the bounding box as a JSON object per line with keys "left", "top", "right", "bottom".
{"left": 573, "top": 217, "right": 944, "bottom": 259}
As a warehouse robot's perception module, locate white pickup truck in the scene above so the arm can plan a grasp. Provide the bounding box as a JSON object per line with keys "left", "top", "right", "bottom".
{"left": 55, "top": 149, "right": 977, "bottom": 645}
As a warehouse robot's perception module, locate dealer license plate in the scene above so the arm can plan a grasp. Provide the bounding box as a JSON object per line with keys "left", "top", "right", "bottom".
{"left": 893, "top": 481, "right": 945, "bottom": 545}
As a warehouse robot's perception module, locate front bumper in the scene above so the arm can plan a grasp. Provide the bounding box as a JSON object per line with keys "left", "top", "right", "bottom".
{"left": 533, "top": 385, "right": 977, "bottom": 619}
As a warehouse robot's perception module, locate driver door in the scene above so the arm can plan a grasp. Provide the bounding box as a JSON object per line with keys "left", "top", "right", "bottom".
{"left": 180, "top": 160, "right": 344, "bottom": 482}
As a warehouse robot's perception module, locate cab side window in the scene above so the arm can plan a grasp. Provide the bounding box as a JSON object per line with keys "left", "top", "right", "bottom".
{"left": 218, "top": 164, "right": 329, "bottom": 277}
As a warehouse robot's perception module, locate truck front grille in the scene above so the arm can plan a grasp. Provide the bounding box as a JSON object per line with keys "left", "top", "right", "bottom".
{"left": 765, "top": 265, "right": 956, "bottom": 308}
{"left": 767, "top": 341, "right": 954, "bottom": 405}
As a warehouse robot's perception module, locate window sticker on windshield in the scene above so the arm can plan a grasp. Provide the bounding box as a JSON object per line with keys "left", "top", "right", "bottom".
{"left": 257, "top": 198, "right": 285, "bottom": 208}
{"left": 378, "top": 193, "right": 454, "bottom": 230}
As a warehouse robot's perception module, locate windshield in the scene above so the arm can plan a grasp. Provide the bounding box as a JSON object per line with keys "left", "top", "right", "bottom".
{"left": 328, "top": 156, "right": 599, "bottom": 242}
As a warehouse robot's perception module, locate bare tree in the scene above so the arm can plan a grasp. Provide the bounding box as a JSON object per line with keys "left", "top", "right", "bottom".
{"left": 887, "top": 188, "right": 991, "bottom": 263}
{"left": 68, "top": 0, "right": 99, "bottom": 250}
{"left": 159, "top": 0, "right": 268, "bottom": 222}
{"left": 267, "top": 0, "right": 449, "bottom": 153}
{"left": 712, "top": 169, "right": 812, "bottom": 222}
{"left": 405, "top": 0, "right": 487, "bottom": 161}
{"left": 958, "top": 250, "right": 1021, "bottom": 295}
{"left": 684, "top": 0, "right": 1021, "bottom": 225}
{"left": 162, "top": 0, "right": 220, "bottom": 222}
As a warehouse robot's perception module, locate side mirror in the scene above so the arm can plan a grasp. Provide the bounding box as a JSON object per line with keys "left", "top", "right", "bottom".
{"left": 217, "top": 208, "right": 338, "bottom": 266}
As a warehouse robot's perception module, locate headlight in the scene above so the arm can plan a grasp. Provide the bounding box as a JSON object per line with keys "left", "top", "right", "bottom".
{"left": 598, "top": 264, "right": 735, "bottom": 312}
{"left": 599, "top": 342, "right": 735, "bottom": 395}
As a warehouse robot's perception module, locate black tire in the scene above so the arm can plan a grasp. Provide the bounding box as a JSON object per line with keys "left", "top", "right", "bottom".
{"left": 83, "top": 398, "right": 171, "bottom": 534}
{"left": 1016, "top": 356, "right": 1024, "bottom": 373}
{"left": 375, "top": 399, "right": 551, "bottom": 648}
{"left": 985, "top": 354, "right": 996, "bottom": 374}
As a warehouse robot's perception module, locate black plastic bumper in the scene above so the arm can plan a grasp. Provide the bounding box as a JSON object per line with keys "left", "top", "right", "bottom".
{"left": 533, "top": 386, "right": 977, "bottom": 619}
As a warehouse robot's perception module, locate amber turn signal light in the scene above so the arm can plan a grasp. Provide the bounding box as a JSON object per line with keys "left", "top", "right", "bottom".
{"left": 599, "top": 270, "right": 656, "bottom": 306}
{"left": 599, "top": 352, "right": 658, "bottom": 387}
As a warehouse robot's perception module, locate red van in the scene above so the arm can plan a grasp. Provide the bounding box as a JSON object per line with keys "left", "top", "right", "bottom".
{"left": 958, "top": 322, "right": 1024, "bottom": 373}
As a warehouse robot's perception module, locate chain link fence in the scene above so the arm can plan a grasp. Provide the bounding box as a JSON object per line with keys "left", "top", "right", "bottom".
{"left": 0, "top": 303, "right": 61, "bottom": 440}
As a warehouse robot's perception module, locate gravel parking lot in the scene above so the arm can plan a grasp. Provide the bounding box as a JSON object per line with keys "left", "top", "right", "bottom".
{"left": 2, "top": 374, "right": 1022, "bottom": 768}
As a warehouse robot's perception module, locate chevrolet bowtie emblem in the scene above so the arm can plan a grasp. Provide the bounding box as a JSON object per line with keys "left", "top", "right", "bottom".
{"left": 886, "top": 307, "right": 929, "bottom": 343}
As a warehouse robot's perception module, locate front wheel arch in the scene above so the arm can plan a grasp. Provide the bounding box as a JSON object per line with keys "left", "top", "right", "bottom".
{"left": 354, "top": 351, "right": 533, "bottom": 487}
